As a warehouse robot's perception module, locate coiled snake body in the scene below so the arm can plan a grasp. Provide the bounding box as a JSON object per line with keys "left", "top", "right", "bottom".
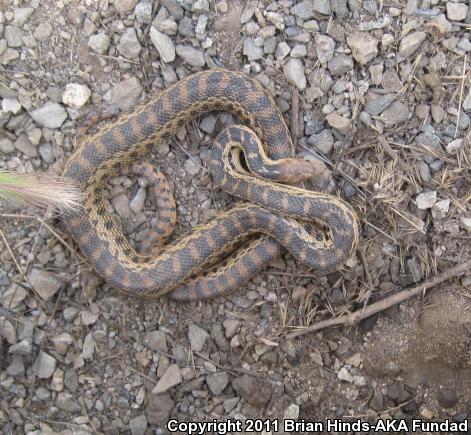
{"left": 62, "top": 69, "right": 360, "bottom": 301}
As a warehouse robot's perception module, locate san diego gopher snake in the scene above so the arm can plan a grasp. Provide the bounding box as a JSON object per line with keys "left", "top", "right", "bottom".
{"left": 62, "top": 69, "right": 360, "bottom": 301}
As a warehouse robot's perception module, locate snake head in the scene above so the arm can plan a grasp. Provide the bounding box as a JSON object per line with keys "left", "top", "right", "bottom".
{"left": 274, "top": 158, "right": 326, "bottom": 184}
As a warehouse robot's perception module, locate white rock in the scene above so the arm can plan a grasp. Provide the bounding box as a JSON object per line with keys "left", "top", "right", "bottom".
{"left": 416, "top": 191, "right": 437, "bottom": 209}
{"left": 461, "top": 216, "right": 471, "bottom": 232}
{"left": 445, "top": 138, "right": 463, "bottom": 153}
{"left": 338, "top": 367, "right": 354, "bottom": 383}
{"left": 2, "top": 98, "right": 21, "bottom": 114}
{"left": 446, "top": 2, "right": 468, "bottom": 21}
{"left": 284, "top": 403, "right": 300, "bottom": 419}
{"left": 62, "top": 83, "right": 91, "bottom": 109}
{"left": 431, "top": 199, "right": 450, "bottom": 220}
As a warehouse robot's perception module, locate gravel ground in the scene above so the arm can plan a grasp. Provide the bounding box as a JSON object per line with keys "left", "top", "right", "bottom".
{"left": 1, "top": 0, "right": 471, "bottom": 433}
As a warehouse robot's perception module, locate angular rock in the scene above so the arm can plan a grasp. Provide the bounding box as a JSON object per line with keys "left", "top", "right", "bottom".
{"left": 283, "top": 58, "right": 307, "bottom": 91}
{"left": 293, "top": 1, "right": 314, "bottom": 19}
{"left": 2, "top": 98, "right": 22, "bottom": 114}
{"left": 232, "top": 375, "right": 273, "bottom": 407}
{"left": 328, "top": 55, "right": 353, "bottom": 75}
{"left": 243, "top": 37, "right": 264, "bottom": 61}
{"left": 114, "top": 0, "right": 138, "bottom": 14}
{"left": 14, "top": 7, "right": 34, "bottom": 26}
{"left": 28, "top": 268, "right": 62, "bottom": 301}
{"left": 399, "top": 31, "right": 426, "bottom": 57}
{"left": 175, "top": 44, "right": 205, "bottom": 67}
{"left": 34, "top": 22, "right": 53, "bottom": 42}
{"left": 347, "top": 32, "right": 378, "bottom": 65}
{"left": 14, "top": 134, "right": 37, "bottom": 157}
{"left": 4, "top": 26, "right": 23, "bottom": 48}
{"left": 33, "top": 351, "right": 57, "bottom": 378}
{"left": 88, "top": 32, "right": 110, "bottom": 54}
{"left": 206, "top": 371, "right": 230, "bottom": 395}
{"left": 146, "top": 392, "right": 174, "bottom": 425}
{"left": 446, "top": 2, "right": 468, "bottom": 21}
{"left": 144, "top": 330, "right": 168, "bottom": 352}
{"left": 188, "top": 323, "right": 209, "bottom": 352}
{"left": 438, "top": 387, "right": 458, "bottom": 408}
{"left": 313, "top": 0, "right": 331, "bottom": 14}
{"left": 9, "top": 338, "right": 32, "bottom": 355}
{"left": 365, "top": 94, "right": 396, "bottom": 116}
{"left": 326, "top": 112, "right": 350, "bottom": 133}
{"left": 135, "top": 0, "right": 153, "bottom": 23}
{"left": 110, "top": 77, "right": 143, "bottom": 111}
{"left": 150, "top": 27, "right": 175, "bottom": 63}
{"left": 152, "top": 364, "right": 182, "bottom": 394}
{"left": 129, "top": 415, "right": 147, "bottom": 435}
{"left": 0, "top": 137, "right": 15, "bottom": 154}
{"left": 30, "top": 101, "right": 67, "bottom": 129}
{"left": 315, "top": 34, "right": 335, "bottom": 63}
{"left": 381, "top": 101, "right": 409, "bottom": 124}
{"left": 56, "top": 392, "right": 81, "bottom": 412}
{"left": 416, "top": 191, "right": 437, "bottom": 209}
{"left": 0, "top": 284, "right": 28, "bottom": 309}
{"left": 240, "top": 1, "right": 258, "bottom": 24}
{"left": 118, "top": 28, "right": 142, "bottom": 59}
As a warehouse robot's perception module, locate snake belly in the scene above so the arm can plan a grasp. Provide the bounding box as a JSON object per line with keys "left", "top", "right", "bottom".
{"left": 62, "top": 69, "right": 360, "bottom": 300}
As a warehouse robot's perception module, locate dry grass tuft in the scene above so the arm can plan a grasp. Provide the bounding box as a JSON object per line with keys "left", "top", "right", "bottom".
{"left": 0, "top": 171, "right": 83, "bottom": 214}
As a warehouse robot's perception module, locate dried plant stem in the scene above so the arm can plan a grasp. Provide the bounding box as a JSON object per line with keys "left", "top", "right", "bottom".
{"left": 455, "top": 54, "right": 467, "bottom": 138}
{"left": 0, "top": 171, "right": 82, "bottom": 213}
{"left": 284, "top": 260, "right": 471, "bottom": 340}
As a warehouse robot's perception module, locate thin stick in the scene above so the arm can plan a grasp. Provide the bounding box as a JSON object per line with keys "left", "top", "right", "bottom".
{"left": 194, "top": 351, "right": 265, "bottom": 379}
{"left": 0, "top": 213, "right": 83, "bottom": 260}
{"left": 359, "top": 246, "right": 375, "bottom": 310}
{"left": 455, "top": 54, "right": 467, "bottom": 139}
{"left": 284, "top": 260, "right": 471, "bottom": 340}
{"left": 290, "top": 88, "right": 299, "bottom": 148}
{"left": 0, "top": 229, "right": 47, "bottom": 311}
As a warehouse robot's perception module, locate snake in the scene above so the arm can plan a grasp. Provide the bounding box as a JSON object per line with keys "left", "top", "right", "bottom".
{"left": 62, "top": 68, "right": 360, "bottom": 301}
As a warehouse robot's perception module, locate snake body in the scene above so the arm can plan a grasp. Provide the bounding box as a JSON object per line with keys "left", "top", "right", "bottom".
{"left": 62, "top": 69, "right": 360, "bottom": 300}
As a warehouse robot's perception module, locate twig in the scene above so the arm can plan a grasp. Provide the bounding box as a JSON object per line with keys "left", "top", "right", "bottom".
{"left": 343, "top": 398, "right": 415, "bottom": 419}
{"left": 290, "top": 88, "right": 299, "bottom": 148}
{"left": 128, "top": 366, "right": 157, "bottom": 384}
{"left": 0, "top": 229, "right": 47, "bottom": 311}
{"left": 359, "top": 246, "right": 375, "bottom": 310}
{"left": 90, "top": 53, "right": 140, "bottom": 65}
{"left": 0, "top": 213, "right": 84, "bottom": 261}
{"left": 194, "top": 351, "right": 265, "bottom": 379}
{"left": 284, "top": 260, "right": 471, "bottom": 340}
{"left": 455, "top": 54, "right": 467, "bottom": 139}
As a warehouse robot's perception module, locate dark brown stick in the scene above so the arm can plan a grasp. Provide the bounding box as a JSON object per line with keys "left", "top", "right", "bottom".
{"left": 284, "top": 261, "right": 471, "bottom": 340}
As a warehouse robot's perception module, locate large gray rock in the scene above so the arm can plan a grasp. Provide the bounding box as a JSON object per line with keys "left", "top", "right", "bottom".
{"left": 150, "top": 27, "right": 175, "bottom": 63}
{"left": 30, "top": 102, "right": 67, "bottom": 129}
{"left": 175, "top": 44, "right": 205, "bottom": 67}
{"left": 283, "top": 58, "right": 307, "bottom": 90}
{"left": 28, "top": 268, "right": 62, "bottom": 301}
{"left": 110, "top": 77, "right": 143, "bottom": 111}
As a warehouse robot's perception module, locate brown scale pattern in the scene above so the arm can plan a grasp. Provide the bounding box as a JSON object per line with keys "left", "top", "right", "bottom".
{"left": 62, "top": 69, "right": 360, "bottom": 300}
